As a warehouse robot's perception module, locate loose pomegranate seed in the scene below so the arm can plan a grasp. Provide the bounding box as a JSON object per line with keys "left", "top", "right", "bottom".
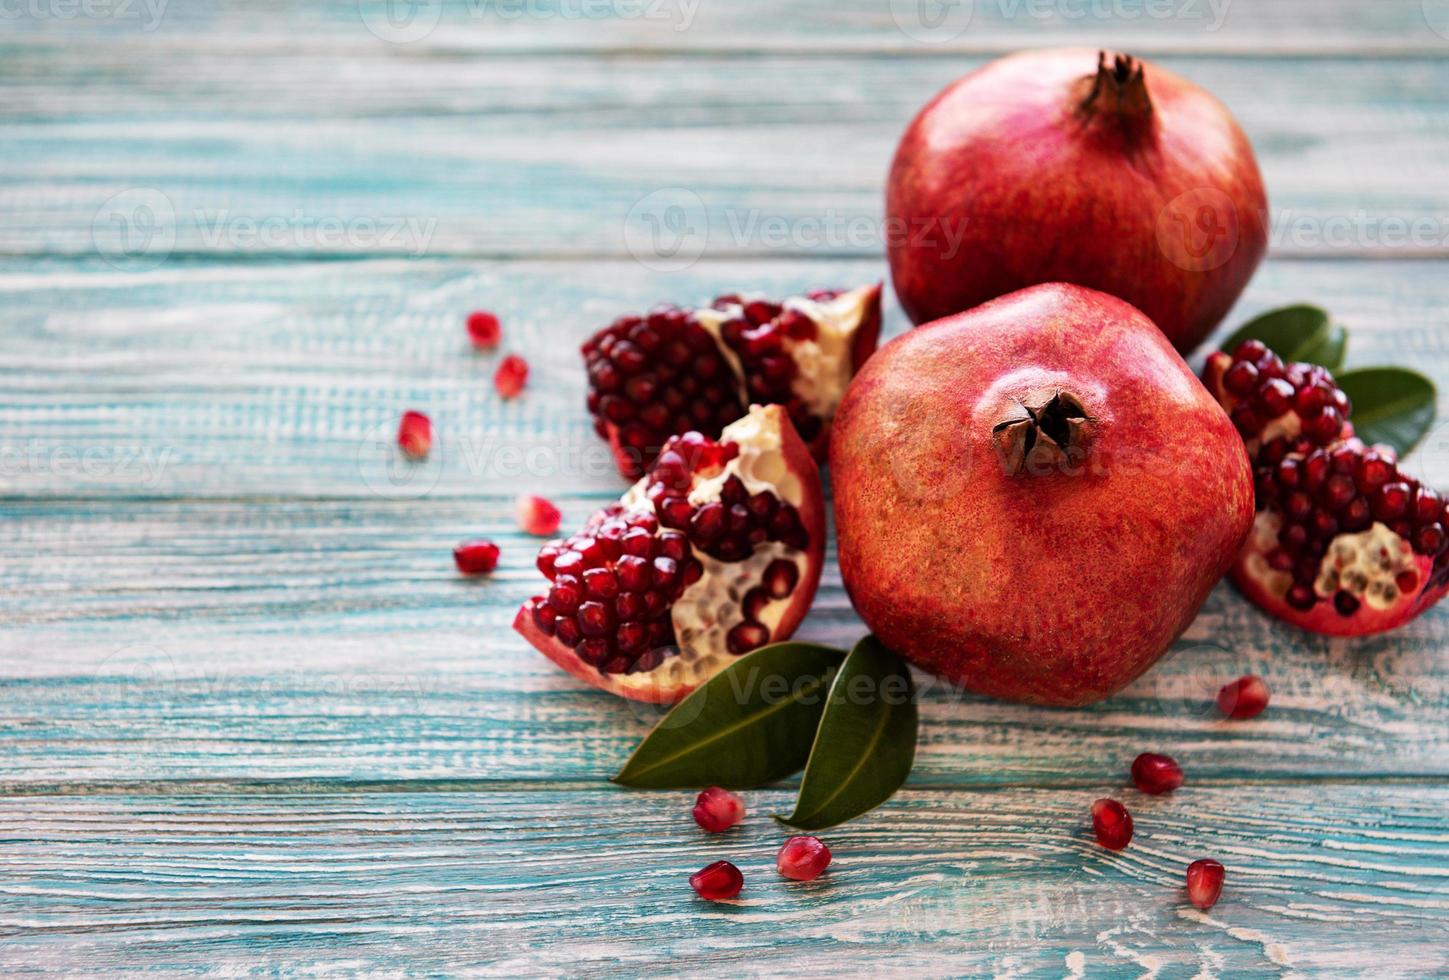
{"left": 1217, "top": 675, "right": 1270, "bottom": 719}
{"left": 1090, "top": 798, "right": 1133, "bottom": 850}
{"left": 777, "top": 836, "right": 832, "bottom": 881}
{"left": 453, "top": 539, "right": 499, "bottom": 575}
{"left": 466, "top": 310, "right": 501, "bottom": 349}
{"left": 494, "top": 354, "right": 529, "bottom": 398}
{"left": 397, "top": 410, "right": 432, "bottom": 459}
{"left": 692, "top": 786, "right": 745, "bottom": 833}
{"left": 1130, "top": 752, "right": 1184, "bottom": 794}
{"left": 1186, "top": 858, "right": 1225, "bottom": 910}
{"left": 689, "top": 860, "right": 743, "bottom": 901}
{"left": 516, "top": 494, "right": 562, "bottom": 536}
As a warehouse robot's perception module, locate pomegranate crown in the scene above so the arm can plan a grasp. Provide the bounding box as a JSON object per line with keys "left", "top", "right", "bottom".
{"left": 1078, "top": 50, "right": 1154, "bottom": 125}
{"left": 992, "top": 389, "right": 1097, "bottom": 477}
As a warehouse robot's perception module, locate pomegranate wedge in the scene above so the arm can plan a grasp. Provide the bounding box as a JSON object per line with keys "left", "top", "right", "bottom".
{"left": 583, "top": 284, "right": 882, "bottom": 478}
{"left": 514, "top": 405, "right": 825, "bottom": 703}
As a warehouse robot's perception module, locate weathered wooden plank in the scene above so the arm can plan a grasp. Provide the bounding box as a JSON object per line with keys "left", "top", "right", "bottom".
{"left": 0, "top": 493, "right": 1445, "bottom": 786}
{"left": 2, "top": 54, "right": 1448, "bottom": 258}
{"left": 1, "top": 0, "right": 1444, "bottom": 55}
{"left": 3, "top": 257, "right": 1449, "bottom": 502}
{"left": 0, "top": 787, "right": 1445, "bottom": 974}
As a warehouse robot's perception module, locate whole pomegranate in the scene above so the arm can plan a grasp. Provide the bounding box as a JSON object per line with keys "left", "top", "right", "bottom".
{"left": 886, "top": 49, "right": 1268, "bottom": 354}
{"left": 830, "top": 284, "right": 1253, "bottom": 706}
{"left": 515, "top": 405, "right": 825, "bottom": 703}
{"left": 1203, "top": 342, "right": 1449, "bottom": 634}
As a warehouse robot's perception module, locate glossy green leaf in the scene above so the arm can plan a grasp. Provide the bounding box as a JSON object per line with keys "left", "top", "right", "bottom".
{"left": 1336, "top": 367, "right": 1438, "bottom": 457}
{"left": 612, "top": 642, "right": 845, "bottom": 789}
{"left": 1221, "top": 304, "right": 1347, "bottom": 370}
{"left": 777, "top": 636, "right": 917, "bottom": 830}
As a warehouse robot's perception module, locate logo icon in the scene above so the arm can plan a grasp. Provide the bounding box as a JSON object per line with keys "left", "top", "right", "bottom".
{"left": 92, "top": 188, "right": 176, "bottom": 271}
{"left": 623, "top": 188, "right": 709, "bottom": 272}
{"left": 1156, "top": 187, "right": 1240, "bottom": 272}
{"left": 890, "top": 0, "right": 975, "bottom": 44}
{"left": 357, "top": 416, "right": 443, "bottom": 499}
{"left": 358, "top": 0, "right": 443, "bottom": 43}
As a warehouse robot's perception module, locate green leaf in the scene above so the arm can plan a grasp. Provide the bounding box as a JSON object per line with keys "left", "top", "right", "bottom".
{"left": 1221, "top": 304, "right": 1347, "bottom": 371}
{"left": 1335, "top": 367, "right": 1438, "bottom": 457}
{"left": 612, "top": 642, "right": 845, "bottom": 789}
{"left": 777, "top": 636, "right": 918, "bottom": 831}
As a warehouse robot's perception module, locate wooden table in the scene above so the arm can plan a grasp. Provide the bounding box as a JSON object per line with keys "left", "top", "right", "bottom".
{"left": 3, "top": 2, "right": 1448, "bottom": 974}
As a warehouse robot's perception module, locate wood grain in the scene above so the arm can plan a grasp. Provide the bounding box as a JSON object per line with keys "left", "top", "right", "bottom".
{"left": 1, "top": 787, "right": 1445, "bottom": 974}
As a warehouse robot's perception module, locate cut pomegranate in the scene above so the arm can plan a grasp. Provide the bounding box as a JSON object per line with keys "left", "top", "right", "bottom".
{"left": 1130, "top": 752, "right": 1184, "bottom": 794}
{"left": 397, "top": 410, "right": 432, "bottom": 459}
{"left": 1090, "top": 798, "right": 1133, "bottom": 851}
{"left": 1217, "top": 675, "right": 1270, "bottom": 719}
{"left": 690, "top": 860, "right": 744, "bottom": 901}
{"left": 512, "top": 405, "right": 825, "bottom": 703}
{"left": 466, "top": 310, "right": 501, "bottom": 349}
{"left": 1205, "top": 342, "right": 1449, "bottom": 635}
{"left": 777, "top": 836, "right": 831, "bottom": 881}
{"left": 692, "top": 786, "right": 745, "bottom": 833}
{"left": 582, "top": 284, "right": 882, "bottom": 478}
{"left": 1186, "top": 858, "right": 1225, "bottom": 910}
{"left": 516, "top": 494, "right": 562, "bottom": 537}
{"left": 495, "top": 354, "right": 529, "bottom": 398}
{"left": 453, "top": 540, "right": 500, "bottom": 575}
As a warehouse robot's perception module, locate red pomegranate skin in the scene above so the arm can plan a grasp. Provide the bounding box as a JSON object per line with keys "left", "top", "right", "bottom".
{"left": 830, "top": 284, "right": 1254, "bottom": 706}
{"left": 887, "top": 49, "right": 1268, "bottom": 354}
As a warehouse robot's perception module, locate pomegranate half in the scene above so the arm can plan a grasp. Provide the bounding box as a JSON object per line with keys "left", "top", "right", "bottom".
{"left": 515, "top": 404, "right": 825, "bottom": 703}
{"left": 1204, "top": 341, "right": 1449, "bottom": 635}
{"left": 830, "top": 283, "right": 1254, "bottom": 706}
{"left": 886, "top": 49, "right": 1267, "bottom": 354}
{"left": 583, "top": 284, "right": 882, "bottom": 478}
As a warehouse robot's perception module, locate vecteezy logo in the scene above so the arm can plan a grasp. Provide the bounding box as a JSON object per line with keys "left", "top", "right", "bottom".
{"left": 1156, "top": 187, "right": 1240, "bottom": 272}
{"left": 1424, "top": 0, "right": 1449, "bottom": 41}
{"left": 356, "top": 416, "right": 443, "bottom": 499}
{"left": 889, "top": 0, "right": 974, "bottom": 44}
{"left": 622, "top": 188, "right": 709, "bottom": 272}
{"left": 92, "top": 187, "right": 176, "bottom": 271}
{"left": 358, "top": 0, "right": 443, "bottom": 43}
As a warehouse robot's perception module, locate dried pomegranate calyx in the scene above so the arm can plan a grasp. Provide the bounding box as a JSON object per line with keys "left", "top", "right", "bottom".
{"left": 992, "top": 390, "right": 1095, "bottom": 476}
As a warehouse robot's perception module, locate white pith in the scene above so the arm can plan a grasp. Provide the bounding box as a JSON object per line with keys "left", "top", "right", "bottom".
{"left": 690, "top": 285, "right": 874, "bottom": 421}
{"left": 1247, "top": 510, "right": 1416, "bottom": 611}
{"left": 610, "top": 406, "right": 808, "bottom": 692}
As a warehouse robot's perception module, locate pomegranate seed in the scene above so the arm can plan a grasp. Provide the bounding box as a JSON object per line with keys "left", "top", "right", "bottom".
{"left": 1130, "top": 752, "right": 1184, "bottom": 795}
{"left": 777, "top": 836, "right": 832, "bottom": 881}
{"left": 1090, "top": 798, "right": 1133, "bottom": 851}
{"left": 1222, "top": 359, "right": 1259, "bottom": 395}
{"left": 726, "top": 620, "right": 770, "bottom": 654}
{"left": 494, "top": 354, "right": 529, "bottom": 398}
{"left": 516, "top": 494, "right": 562, "bottom": 536}
{"left": 1186, "top": 858, "right": 1225, "bottom": 910}
{"left": 1217, "top": 675, "right": 1270, "bottom": 719}
{"left": 453, "top": 539, "right": 499, "bottom": 575}
{"left": 692, "top": 786, "right": 745, "bottom": 833}
{"left": 689, "top": 860, "right": 743, "bottom": 901}
{"left": 397, "top": 410, "right": 432, "bottom": 459}
{"left": 466, "top": 310, "right": 501, "bottom": 349}
{"left": 1233, "top": 339, "right": 1268, "bottom": 362}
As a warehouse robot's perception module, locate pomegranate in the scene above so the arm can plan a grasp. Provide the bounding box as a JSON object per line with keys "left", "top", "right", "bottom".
{"left": 1090, "top": 798, "right": 1133, "bottom": 851}
{"left": 397, "top": 410, "right": 431, "bottom": 459}
{"left": 466, "top": 310, "right": 501, "bottom": 349}
{"left": 1204, "top": 341, "right": 1449, "bottom": 634}
{"left": 886, "top": 49, "right": 1267, "bottom": 354}
{"left": 582, "top": 284, "right": 882, "bottom": 478}
{"left": 516, "top": 494, "right": 562, "bottom": 537}
{"left": 690, "top": 860, "right": 743, "bottom": 901}
{"left": 776, "top": 836, "right": 831, "bottom": 881}
{"left": 830, "top": 284, "right": 1253, "bottom": 706}
{"left": 513, "top": 405, "right": 825, "bottom": 703}
{"left": 1130, "top": 752, "right": 1184, "bottom": 795}
{"left": 692, "top": 787, "right": 745, "bottom": 833}
{"left": 1186, "top": 858, "right": 1225, "bottom": 911}
{"left": 495, "top": 354, "right": 529, "bottom": 398}
{"left": 1216, "top": 675, "right": 1270, "bottom": 719}
{"left": 453, "top": 540, "right": 500, "bottom": 576}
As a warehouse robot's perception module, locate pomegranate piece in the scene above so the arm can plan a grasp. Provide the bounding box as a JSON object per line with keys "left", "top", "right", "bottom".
{"left": 887, "top": 49, "right": 1266, "bottom": 353}
{"left": 1090, "top": 798, "right": 1133, "bottom": 851}
{"left": 1186, "top": 858, "right": 1225, "bottom": 910}
{"left": 1216, "top": 675, "right": 1270, "bottom": 719}
{"left": 1130, "top": 752, "right": 1184, "bottom": 795}
{"left": 453, "top": 540, "right": 500, "bottom": 575}
{"left": 516, "top": 494, "right": 562, "bottom": 537}
{"left": 582, "top": 284, "right": 882, "bottom": 478}
{"left": 689, "top": 860, "right": 744, "bottom": 901}
{"left": 397, "top": 410, "right": 432, "bottom": 459}
{"left": 776, "top": 836, "right": 831, "bottom": 881}
{"left": 494, "top": 354, "right": 529, "bottom": 398}
{"left": 1204, "top": 342, "right": 1449, "bottom": 635}
{"left": 831, "top": 284, "right": 1254, "bottom": 706}
{"left": 692, "top": 786, "right": 745, "bottom": 833}
{"left": 466, "top": 310, "right": 501, "bottom": 349}
{"left": 513, "top": 405, "right": 826, "bottom": 703}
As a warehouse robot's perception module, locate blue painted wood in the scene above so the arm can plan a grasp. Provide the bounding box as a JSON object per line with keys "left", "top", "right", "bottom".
{"left": 1, "top": 1, "right": 1448, "bottom": 973}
